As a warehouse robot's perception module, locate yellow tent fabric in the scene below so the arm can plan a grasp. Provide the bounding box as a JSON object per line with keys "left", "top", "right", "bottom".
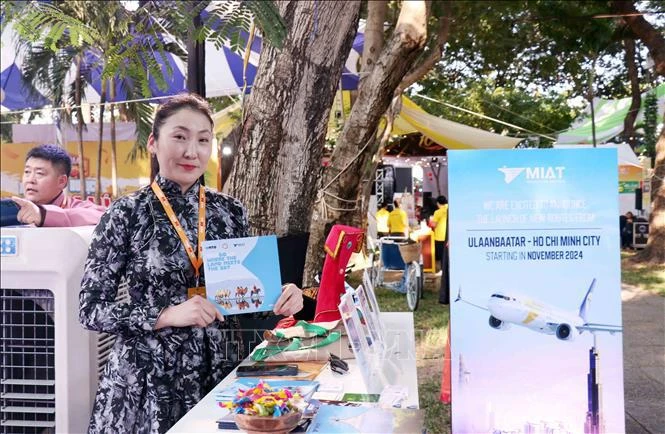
{"left": 212, "top": 95, "right": 522, "bottom": 150}
{"left": 212, "top": 102, "right": 242, "bottom": 136}
{"left": 392, "top": 96, "right": 523, "bottom": 149}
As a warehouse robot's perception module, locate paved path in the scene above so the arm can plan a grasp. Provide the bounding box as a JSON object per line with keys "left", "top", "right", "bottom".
{"left": 622, "top": 284, "right": 665, "bottom": 434}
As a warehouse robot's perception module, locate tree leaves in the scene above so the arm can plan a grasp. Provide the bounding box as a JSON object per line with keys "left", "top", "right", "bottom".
{"left": 243, "top": 0, "right": 286, "bottom": 49}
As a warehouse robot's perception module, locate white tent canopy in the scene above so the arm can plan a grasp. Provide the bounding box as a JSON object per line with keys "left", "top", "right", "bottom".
{"left": 556, "top": 84, "right": 665, "bottom": 145}
{"left": 553, "top": 143, "right": 642, "bottom": 167}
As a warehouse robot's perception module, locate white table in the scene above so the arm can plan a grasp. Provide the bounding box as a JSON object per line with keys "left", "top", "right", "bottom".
{"left": 168, "top": 312, "right": 419, "bottom": 433}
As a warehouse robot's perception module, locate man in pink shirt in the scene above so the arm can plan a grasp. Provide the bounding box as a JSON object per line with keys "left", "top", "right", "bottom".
{"left": 11, "top": 144, "right": 106, "bottom": 227}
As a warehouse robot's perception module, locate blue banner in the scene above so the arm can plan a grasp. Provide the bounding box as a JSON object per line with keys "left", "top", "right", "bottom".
{"left": 449, "top": 149, "right": 625, "bottom": 433}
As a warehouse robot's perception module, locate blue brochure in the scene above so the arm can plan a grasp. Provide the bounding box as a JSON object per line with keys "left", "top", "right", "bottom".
{"left": 202, "top": 235, "right": 282, "bottom": 315}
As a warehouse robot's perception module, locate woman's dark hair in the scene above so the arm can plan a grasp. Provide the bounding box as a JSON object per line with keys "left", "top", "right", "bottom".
{"left": 26, "top": 144, "right": 72, "bottom": 176}
{"left": 150, "top": 93, "right": 214, "bottom": 182}
{"left": 436, "top": 195, "right": 448, "bottom": 205}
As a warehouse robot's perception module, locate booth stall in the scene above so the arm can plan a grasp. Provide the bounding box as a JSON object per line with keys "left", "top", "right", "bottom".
{"left": 168, "top": 311, "right": 420, "bottom": 433}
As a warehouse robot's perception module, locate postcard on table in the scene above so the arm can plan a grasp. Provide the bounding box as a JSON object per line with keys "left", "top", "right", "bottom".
{"left": 202, "top": 235, "right": 282, "bottom": 315}
{"left": 307, "top": 405, "right": 424, "bottom": 433}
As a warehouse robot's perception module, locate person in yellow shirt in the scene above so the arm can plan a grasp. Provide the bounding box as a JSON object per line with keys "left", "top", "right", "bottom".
{"left": 376, "top": 202, "right": 390, "bottom": 238}
{"left": 388, "top": 199, "right": 409, "bottom": 237}
{"left": 430, "top": 196, "right": 448, "bottom": 260}
{"left": 430, "top": 196, "right": 450, "bottom": 304}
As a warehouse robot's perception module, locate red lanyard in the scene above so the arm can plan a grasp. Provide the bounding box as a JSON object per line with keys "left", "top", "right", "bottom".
{"left": 151, "top": 181, "right": 206, "bottom": 279}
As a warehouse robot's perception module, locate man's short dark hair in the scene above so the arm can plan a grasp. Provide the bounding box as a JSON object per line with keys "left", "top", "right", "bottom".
{"left": 437, "top": 195, "right": 448, "bottom": 205}
{"left": 26, "top": 144, "right": 72, "bottom": 176}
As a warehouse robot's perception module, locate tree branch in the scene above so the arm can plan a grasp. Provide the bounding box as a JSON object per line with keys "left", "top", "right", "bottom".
{"left": 612, "top": 1, "right": 665, "bottom": 76}
{"left": 396, "top": 1, "right": 451, "bottom": 94}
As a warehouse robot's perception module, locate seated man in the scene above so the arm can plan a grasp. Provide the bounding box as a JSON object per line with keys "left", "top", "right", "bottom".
{"left": 11, "top": 144, "right": 106, "bottom": 227}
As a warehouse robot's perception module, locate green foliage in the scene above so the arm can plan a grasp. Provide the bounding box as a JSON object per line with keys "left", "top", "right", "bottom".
{"left": 150, "top": 0, "right": 286, "bottom": 52}
{"left": 196, "top": 1, "right": 280, "bottom": 52}
{"left": 242, "top": 1, "right": 286, "bottom": 49}
{"left": 641, "top": 90, "right": 659, "bottom": 164}
{"left": 412, "top": 79, "right": 580, "bottom": 146}
{"left": 125, "top": 101, "right": 155, "bottom": 162}
{"left": 432, "top": 1, "right": 625, "bottom": 98}
{"left": 7, "top": 0, "right": 184, "bottom": 158}
{"left": 208, "top": 96, "right": 240, "bottom": 113}
{"left": 7, "top": 0, "right": 285, "bottom": 160}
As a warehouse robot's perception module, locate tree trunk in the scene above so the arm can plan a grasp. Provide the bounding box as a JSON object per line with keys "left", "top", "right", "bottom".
{"left": 110, "top": 79, "right": 118, "bottom": 198}
{"left": 303, "top": 0, "right": 430, "bottom": 285}
{"left": 612, "top": 1, "right": 665, "bottom": 76}
{"left": 75, "top": 56, "right": 87, "bottom": 200}
{"left": 360, "top": 0, "right": 387, "bottom": 81}
{"left": 351, "top": 4, "right": 451, "bottom": 234}
{"left": 227, "top": 0, "right": 361, "bottom": 236}
{"left": 352, "top": 0, "right": 388, "bottom": 229}
{"left": 635, "top": 126, "right": 665, "bottom": 264}
{"left": 96, "top": 79, "right": 106, "bottom": 204}
{"left": 623, "top": 37, "right": 640, "bottom": 148}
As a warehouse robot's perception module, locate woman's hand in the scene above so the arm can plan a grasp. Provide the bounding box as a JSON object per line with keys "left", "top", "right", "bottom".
{"left": 273, "top": 283, "right": 304, "bottom": 316}
{"left": 155, "top": 295, "right": 224, "bottom": 329}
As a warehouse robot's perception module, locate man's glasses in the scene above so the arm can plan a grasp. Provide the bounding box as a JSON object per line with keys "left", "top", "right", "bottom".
{"left": 329, "top": 353, "right": 349, "bottom": 375}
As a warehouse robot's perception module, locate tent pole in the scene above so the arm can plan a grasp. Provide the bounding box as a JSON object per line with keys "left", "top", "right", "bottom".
{"left": 589, "top": 56, "right": 597, "bottom": 147}
{"left": 218, "top": 139, "right": 222, "bottom": 191}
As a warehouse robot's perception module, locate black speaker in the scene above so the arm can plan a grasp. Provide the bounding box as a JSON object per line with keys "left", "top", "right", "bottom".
{"left": 394, "top": 167, "right": 413, "bottom": 194}
{"left": 635, "top": 188, "right": 643, "bottom": 210}
{"left": 422, "top": 192, "right": 435, "bottom": 221}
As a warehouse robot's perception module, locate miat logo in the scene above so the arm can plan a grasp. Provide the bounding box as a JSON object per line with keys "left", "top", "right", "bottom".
{"left": 498, "top": 166, "right": 566, "bottom": 184}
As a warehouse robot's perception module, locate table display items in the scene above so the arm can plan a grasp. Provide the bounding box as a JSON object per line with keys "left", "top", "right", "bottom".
{"left": 219, "top": 380, "right": 309, "bottom": 434}
{"left": 250, "top": 320, "right": 354, "bottom": 362}
{"left": 306, "top": 405, "right": 424, "bottom": 433}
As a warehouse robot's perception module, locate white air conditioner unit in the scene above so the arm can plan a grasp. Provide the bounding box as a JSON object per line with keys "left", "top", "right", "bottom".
{"left": 1, "top": 227, "right": 128, "bottom": 434}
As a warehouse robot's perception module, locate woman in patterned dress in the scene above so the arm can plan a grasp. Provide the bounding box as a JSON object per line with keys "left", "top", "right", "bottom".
{"left": 79, "top": 94, "right": 303, "bottom": 433}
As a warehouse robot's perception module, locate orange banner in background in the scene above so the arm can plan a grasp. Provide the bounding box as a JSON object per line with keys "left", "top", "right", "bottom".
{"left": 1, "top": 140, "right": 219, "bottom": 200}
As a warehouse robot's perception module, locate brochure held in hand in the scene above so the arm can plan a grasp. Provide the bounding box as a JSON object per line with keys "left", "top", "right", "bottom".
{"left": 202, "top": 235, "right": 282, "bottom": 315}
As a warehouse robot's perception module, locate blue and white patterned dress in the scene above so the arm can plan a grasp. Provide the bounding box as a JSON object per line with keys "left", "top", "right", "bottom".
{"left": 79, "top": 175, "right": 251, "bottom": 433}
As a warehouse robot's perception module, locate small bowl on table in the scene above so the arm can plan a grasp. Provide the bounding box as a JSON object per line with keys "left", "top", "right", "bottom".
{"left": 234, "top": 411, "right": 302, "bottom": 434}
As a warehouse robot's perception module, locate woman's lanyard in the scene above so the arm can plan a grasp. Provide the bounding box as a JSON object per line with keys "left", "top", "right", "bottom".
{"left": 151, "top": 181, "right": 206, "bottom": 296}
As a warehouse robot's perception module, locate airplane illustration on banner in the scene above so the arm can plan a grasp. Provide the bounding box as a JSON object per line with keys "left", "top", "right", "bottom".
{"left": 455, "top": 278, "right": 623, "bottom": 341}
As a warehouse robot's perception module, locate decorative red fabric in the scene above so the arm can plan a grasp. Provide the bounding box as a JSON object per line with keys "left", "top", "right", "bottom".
{"left": 440, "top": 325, "right": 451, "bottom": 404}
{"left": 313, "top": 225, "right": 364, "bottom": 322}
{"left": 274, "top": 316, "right": 298, "bottom": 329}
